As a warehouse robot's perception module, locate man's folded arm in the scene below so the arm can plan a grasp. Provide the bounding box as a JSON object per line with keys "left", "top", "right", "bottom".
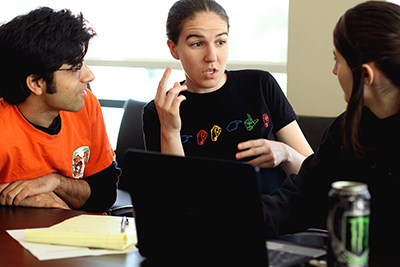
{"left": 78, "top": 161, "right": 120, "bottom": 212}
{"left": 0, "top": 162, "right": 119, "bottom": 213}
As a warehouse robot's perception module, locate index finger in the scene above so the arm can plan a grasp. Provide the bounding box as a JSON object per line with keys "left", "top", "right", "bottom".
{"left": 0, "top": 183, "right": 11, "bottom": 204}
{"left": 1, "top": 181, "right": 28, "bottom": 206}
{"left": 237, "top": 139, "right": 263, "bottom": 151}
{"left": 155, "top": 66, "right": 172, "bottom": 101}
{"left": 0, "top": 182, "right": 10, "bottom": 193}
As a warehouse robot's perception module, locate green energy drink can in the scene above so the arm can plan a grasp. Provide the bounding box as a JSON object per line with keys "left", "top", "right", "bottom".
{"left": 327, "top": 181, "right": 370, "bottom": 267}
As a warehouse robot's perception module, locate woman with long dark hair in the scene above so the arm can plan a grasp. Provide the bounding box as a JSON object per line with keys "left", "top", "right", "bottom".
{"left": 262, "top": 1, "right": 400, "bottom": 263}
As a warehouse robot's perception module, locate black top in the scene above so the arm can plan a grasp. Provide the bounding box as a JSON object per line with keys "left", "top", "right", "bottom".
{"left": 143, "top": 70, "right": 297, "bottom": 193}
{"left": 262, "top": 107, "right": 400, "bottom": 259}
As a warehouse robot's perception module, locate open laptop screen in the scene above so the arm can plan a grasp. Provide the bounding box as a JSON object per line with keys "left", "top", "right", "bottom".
{"left": 124, "top": 149, "right": 268, "bottom": 266}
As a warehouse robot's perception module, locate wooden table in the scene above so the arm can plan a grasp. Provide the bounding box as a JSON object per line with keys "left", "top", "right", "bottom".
{"left": 1, "top": 206, "right": 398, "bottom": 267}
{"left": 0, "top": 206, "right": 145, "bottom": 267}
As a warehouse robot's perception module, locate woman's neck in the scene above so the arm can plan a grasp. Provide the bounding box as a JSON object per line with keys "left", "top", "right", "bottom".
{"left": 184, "top": 73, "right": 227, "bottom": 94}
{"left": 364, "top": 87, "right": 400, "bottom": 119}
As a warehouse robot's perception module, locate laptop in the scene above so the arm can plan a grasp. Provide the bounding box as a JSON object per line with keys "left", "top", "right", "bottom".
{"left": 124, "top": 149, "right": 326, "bottom": 266}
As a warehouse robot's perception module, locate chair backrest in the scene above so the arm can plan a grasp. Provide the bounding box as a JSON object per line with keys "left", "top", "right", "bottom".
{"left": 115, "top": 99, "right": 147, "bottom": 190}
{"left": 297, "top": 115, "right": 335, "bottom": 151}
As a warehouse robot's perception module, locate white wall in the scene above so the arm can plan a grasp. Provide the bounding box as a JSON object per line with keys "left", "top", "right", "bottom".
{"left": 286, "top": 0, "right": 384, "bottom": 117}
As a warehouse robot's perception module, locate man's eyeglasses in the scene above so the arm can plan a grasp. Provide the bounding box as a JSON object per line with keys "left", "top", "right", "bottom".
{"left": 56, "top": 63, "right": 84, "bottom": 79}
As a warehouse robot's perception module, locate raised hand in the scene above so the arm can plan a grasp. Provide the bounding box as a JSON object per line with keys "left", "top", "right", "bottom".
{"left": 154, "top": 67, "right": 188, "bottom": 155}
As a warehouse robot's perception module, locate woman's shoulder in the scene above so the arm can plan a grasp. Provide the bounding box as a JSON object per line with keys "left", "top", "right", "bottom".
{"left": 226, "top": 70, "right": 277, "bottom": 92}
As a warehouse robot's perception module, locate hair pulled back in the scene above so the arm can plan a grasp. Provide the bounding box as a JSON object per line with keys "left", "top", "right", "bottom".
{"left": 333, "top": 1, "right": 400, "bottom": 157}
{"left": 166, "top": 0, "right": 229, "bottom": 45}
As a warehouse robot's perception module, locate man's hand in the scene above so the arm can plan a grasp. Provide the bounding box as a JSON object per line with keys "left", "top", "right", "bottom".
{"left": 0, "top": 172, "right": 90, "bottom": 209}
{"left": 19, "top": 192, "right": 70, "bottom": 210}
{"left": 0, "top": 173, "right": 60, "bottom": 206}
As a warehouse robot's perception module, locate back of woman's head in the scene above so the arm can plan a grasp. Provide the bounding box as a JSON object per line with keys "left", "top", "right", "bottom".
{"left": 334, "top": 1, "right": 400, "bottom": 87}
{"left": 166, "top": 0, "right": 229, "bottom": 44}
{"left": 333, "top": 1, "right": 400, "bottom": 158}
{"left": 0, "top": 7, "right": 96, "bottom": 104}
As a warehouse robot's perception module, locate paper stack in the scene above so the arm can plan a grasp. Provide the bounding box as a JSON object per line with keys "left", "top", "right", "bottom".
{"left": 24, "top": 214, "right": 136, "bottom": 250}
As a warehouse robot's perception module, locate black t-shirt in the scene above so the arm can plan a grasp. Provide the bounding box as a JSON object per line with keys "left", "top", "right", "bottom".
{"left": 143, "top": 70, "right": 298, "bottom": 193}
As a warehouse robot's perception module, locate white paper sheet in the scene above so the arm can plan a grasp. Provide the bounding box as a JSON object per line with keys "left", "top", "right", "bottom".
{"left": 6, "top": 229, "right": 138, "bottom": 261}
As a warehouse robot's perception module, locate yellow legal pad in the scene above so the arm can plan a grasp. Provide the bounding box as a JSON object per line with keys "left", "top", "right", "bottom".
{"left": 24, "top": 215, "right": 137, "bottom": 251}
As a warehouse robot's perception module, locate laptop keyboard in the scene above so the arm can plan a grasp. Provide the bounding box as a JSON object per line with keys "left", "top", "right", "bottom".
{"left": 268, "top": 250, "right": 312, "bottom": 267}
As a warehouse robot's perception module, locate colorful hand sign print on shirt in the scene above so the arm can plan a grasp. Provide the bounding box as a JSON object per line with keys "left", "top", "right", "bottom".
{"left": 181, "top": 113, "right": 270, "bottom": 146}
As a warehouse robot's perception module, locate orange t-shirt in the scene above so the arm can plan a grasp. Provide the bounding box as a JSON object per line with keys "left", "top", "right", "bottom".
{"left": 0, "top": 90, "right": 114, "bottom": 183}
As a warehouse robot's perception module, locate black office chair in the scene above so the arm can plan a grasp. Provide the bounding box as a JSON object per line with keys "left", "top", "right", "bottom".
{"left": 108, "top": 99, "right": 147, "bottom": 216}
{"left": 297, "top": 115, "right": 335, "bottom": 152}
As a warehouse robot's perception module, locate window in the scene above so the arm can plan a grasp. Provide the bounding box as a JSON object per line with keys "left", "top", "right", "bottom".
{"left": 1, "top": 0, "right": 289, "bottom": 148}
